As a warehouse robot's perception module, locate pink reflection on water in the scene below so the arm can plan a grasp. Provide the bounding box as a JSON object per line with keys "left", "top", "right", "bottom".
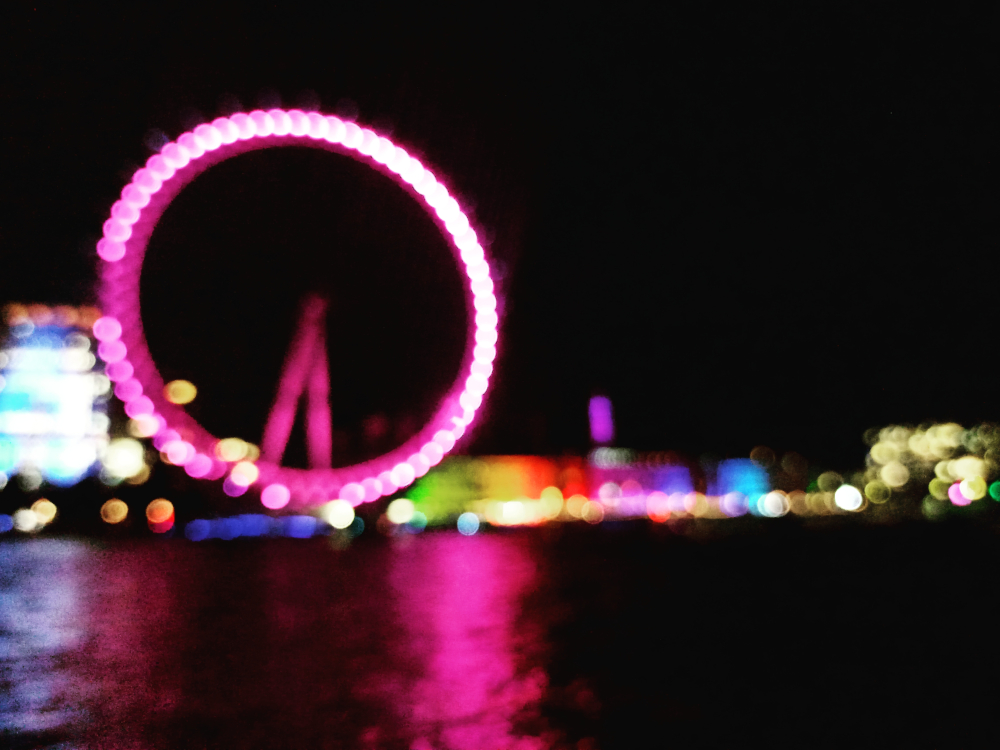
{"left": 386, "top": 534, "right": 549, "bottom": 749}
{"left": 1, "top": 535, "right": 560, "bottom": 748}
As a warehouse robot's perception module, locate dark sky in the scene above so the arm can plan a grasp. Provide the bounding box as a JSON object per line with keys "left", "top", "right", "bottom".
{"left": 1, "top": 5, "right": 997, "bottom": 470}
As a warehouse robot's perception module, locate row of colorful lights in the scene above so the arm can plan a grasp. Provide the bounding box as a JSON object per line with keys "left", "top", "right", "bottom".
{"left": 0, "top": 497, "right": 174, "bottom": 534}
{"left": 5, "top": 453, "right": 997, "bottom": 538}
{"left": 5, "top": 325, "right": 996, "bottom": 541}
{"left": 390, "top": 431, "right": 1000, "bottom": 530}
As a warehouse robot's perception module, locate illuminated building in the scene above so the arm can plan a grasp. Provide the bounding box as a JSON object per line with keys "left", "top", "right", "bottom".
{"left": 0, "top": 304, "right": 110, "bottom": 487}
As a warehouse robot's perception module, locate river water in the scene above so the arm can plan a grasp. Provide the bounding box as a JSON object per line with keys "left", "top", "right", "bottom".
{"left": 2, "top": 520, "right": 999, "bottom": 748}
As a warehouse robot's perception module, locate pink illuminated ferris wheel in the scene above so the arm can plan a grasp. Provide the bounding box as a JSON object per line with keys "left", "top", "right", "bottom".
{"left": 94, "top": 109, "right": 498, "bottom": 510}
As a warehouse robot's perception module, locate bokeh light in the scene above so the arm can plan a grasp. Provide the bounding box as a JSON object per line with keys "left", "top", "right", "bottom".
{"left": 864, "top": 480, "right": 891, "bottom": 504}
{"left": 320, "top": 499, "right": 355, "bottom": 530}
{"left": 928, "top": 478, "right": 951, "bottom": 501}
{"left": 959, "top": 476, "right": 987, "bottom": 501}
{"left": 163, "top": 379, "right": 197, "bottom": 404}
{"left": 128, "top": 415, "right": 160, "bottom": 438}
{"left": 502, "top": 501, "right": 526, "bottom": 525}
{"left": 216, "top": 438, "right": 251, "bottom": 462}
{"left": 261, "top": 483, "right": 291, "bottom": 510}
{"left": 581, "top": 501, "right": 604, "bottom": 524}
{"left": 457, "top": 512, "right": 480, "bottom": 535}
{"left": 102, "top": 438, "right": 146, "bottom": 479}
{"left": 100, "top": 498, "right": 128, "bottom": 524}
{"left": 387, "top": 498, "right": 415, "bottom": 525}
{"left": 817, "top": 472, "right": 843, "bottom": 492}
{"left": 539, "top": 486, "right": 564, "bottom": 519}
{"left": 146, "top": 499, "right": 174, "bottom": 524}
{"left": 948, "top": 482, "right": 971, "bottom": 506}
{"left": 12, "top": 508, "right": 39, "bottom": 532}
{"left": 759, "top": 491, "right": 789, "bottom": 518}
{"left": 646, "top": 491, "right": 671, "bottom": 522}
{"left": 31, "top": 499, "right": 57, "bottom": 526}
{"left": 230, "top": 460, "right": 260, "bottom": 487}
{"left": 565, "top": 494, "right": 587, "bottom": 518}
{"left": 834, "top": 485, "right": 863, "bottom": 511}
{"left": 879, "top": 461, "right": 909, "bottom": 488}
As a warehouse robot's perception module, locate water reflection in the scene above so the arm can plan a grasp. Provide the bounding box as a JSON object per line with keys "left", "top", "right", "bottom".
{"left": 0, "top": 534, "right": 563, "bottom": 749}
{"left": 0, "top": 540, "right": 87, "bottom": 740}
{"left": 388, "top": 534, "right": 548, "bottom": 748}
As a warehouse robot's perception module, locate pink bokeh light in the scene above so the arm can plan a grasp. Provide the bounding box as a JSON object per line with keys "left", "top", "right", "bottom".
{"left": 261, "top": 483, "right": 291, "bottom": 510}
{"left": 948, "top": 482, "right": 971, "bottom": 506}
{"left": 95, "top": 109, "right": 498, "bottom": 508}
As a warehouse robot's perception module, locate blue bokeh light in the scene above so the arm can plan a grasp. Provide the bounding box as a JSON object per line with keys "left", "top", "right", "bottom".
{"left": 457, "top": 512, "right": 480, "bottom": 536}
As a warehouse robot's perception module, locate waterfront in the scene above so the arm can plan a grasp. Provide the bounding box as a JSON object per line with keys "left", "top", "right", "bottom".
{"left": 3, "top": 520, "right": 999, "bottom": 748}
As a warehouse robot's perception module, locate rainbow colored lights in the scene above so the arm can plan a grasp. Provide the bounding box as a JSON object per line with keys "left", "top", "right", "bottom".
{"left": 94, "top": 108, "right": 497, "bottom": 511}
{"left": 3, "top": 421, "right": 998, "bottom": 538}
{"left": 380, "top": 421, "right": 1000, "bottom": 532}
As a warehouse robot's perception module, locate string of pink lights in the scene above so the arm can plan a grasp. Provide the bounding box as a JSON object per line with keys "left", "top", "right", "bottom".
{"left": 93, "top": 109, "right": 498, "bottom": 511}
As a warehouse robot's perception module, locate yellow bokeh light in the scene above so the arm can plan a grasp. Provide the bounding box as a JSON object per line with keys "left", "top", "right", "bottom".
{"left": 959, "top": 476, "right": 987, "bottom": 501}
{"left": 128, "top": 415, "right": 159, "bottom": 438}
{"left": 539, "top": 486, "right": 564, "bottom": 519}
{"left": 321, "top": 499, "right": 355, "bottom": 529}
{"left": 540, "top": 486, "right": 563, "bottom": 502}
{"left": 933, "top": 461, "right": 953, "bottom": 482}
{"left": 907, "top": 431, "right": 932, "bottom": 459}
{"left": 163, "top": 379, "right": 198, "bottom": 405}
{"left": 864, "top": 480, "right": 891, "bottom": 504}
{"left": 928, "top": 478, "right": 950, "bottom": 501}
{"left": 869, "top": 442, "right": 898, "bottom": 465}
{"left": 215, "top": 438, "right": 249, "bottom": 462}
{"left": 386, "top": 498, "right": 415, "bottom": 525}
{"left": 100, "top": 499, "right": 128, "bottom": 524}
{"left": 103, "top": 437, "right": 146, "bottom": 478}
{"left": 949, "top": 456, "right": 986, "bottom": 482}
{"left": 787, "top": 490, "right": 808, "bottom": 515}
{"left": 817, "top": 472, "right": 843, "bottom": 492}
{"left": 565, "top": 494, "right": 587, "bottom": 518}
{"left": 146, "top": 499, "right": 174, "bottom": 524}
{"left": 879, "top": 461, "right": 910, "bottom": 488}
{"left": 502, "top": 501, "right": 526, "bottom": 525}
{"left": 126, "top": 464, "right": 151, "bottom": 485}
{"left": 230, "top": 461, "right": 259, "bottom": 487}
{"left": 684, "top": 492, "right": 710, "bottom": 517}
{"left": 806, "top": 492, "right": 833, "bottom": 514}
{"left": 31, "top": 499, "right": 57, "bottom": 525}
{"left": 581, "top": 500, "right": 605, "bottom": 524}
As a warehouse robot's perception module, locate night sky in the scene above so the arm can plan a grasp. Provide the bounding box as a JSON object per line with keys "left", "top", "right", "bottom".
{"left": 1, "top": 6, "right": 996, "bottom": 470}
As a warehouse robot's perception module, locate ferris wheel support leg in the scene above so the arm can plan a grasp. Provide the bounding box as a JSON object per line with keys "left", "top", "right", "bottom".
{"left": 306, "top": 325, "right": 332, "bottom": 470}
{"left": 261, "top": 295, "right": 329, "bottom": 465}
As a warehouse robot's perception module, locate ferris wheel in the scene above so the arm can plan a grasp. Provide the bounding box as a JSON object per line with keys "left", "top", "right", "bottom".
{"left": 93, "top": 109, "right": 498, "bottom": 510}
